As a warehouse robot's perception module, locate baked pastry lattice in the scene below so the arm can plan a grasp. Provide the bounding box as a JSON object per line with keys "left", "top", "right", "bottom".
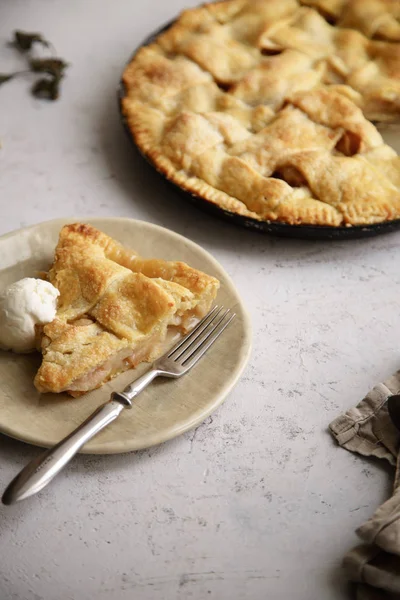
{"left": 122, "top": 0, "right": 400, "bottom": 226}
{"left": 34, "top": 223, "right": 219, "bottom": 396}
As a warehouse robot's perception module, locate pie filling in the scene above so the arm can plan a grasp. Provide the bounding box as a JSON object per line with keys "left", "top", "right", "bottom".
{"left": 67, "top": 347, "right": 136, "bottom": 395}
{"left": 66, "top": 319, "right": 199, "bottom": 396}
{"left": 67, "top": 335, "right": 160, "bottom": 395}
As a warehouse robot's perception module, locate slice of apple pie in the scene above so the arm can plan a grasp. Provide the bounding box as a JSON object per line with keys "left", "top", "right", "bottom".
{"left": 34, "top": 223, "right": 219, "bottom": 396}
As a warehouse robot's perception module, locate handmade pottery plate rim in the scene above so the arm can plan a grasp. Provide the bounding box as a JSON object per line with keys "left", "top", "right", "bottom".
{"left": 0, "top": 217, "right": 251, "bottom": 454}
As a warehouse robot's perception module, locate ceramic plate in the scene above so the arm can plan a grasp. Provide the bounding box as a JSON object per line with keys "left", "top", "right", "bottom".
{"left": 119, "top": 22, "right": 400, "bottom": 240}
{"left": 0, "top": 218, "right": 251, "bottom": 454}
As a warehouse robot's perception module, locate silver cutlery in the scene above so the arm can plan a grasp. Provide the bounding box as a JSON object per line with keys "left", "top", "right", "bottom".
{"left": 2, "top": 305, "right": 235, "bottom": 505}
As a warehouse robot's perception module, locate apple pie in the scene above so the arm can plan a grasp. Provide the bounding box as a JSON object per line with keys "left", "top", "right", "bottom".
{"left": 34, "top": 223, "right": 219, "bottom": 396}
{"left": 121, "top": 0, "right": 400, "bottom": 227}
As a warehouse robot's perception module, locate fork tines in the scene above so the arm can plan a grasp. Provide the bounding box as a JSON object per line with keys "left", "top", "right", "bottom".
{"left": 167, "top": 305, "right": 235, "bottom": 367}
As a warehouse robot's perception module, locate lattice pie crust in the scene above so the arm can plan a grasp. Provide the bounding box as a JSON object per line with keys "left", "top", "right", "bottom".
{"left": 122, "top": 0, "right": 400, "bottom": 226}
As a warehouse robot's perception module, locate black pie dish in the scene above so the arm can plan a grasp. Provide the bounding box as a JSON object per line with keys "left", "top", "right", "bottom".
{"left": 118, "top": 20, "right": 400, "bottom": 241}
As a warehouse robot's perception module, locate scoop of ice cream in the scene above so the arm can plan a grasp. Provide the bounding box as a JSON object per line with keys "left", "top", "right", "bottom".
{"left": 0, "top": 277, "right": 59, "bottom": 353}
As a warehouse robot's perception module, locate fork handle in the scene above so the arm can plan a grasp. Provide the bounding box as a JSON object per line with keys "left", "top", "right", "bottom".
{"left": 2, "top": 368, "right": 161, "bottom": 505}
{"left": 2, "top": 400, "right": 125, "bottom": 505}
{"left": 119, "top": 368, "right": 160, "bottom": 401}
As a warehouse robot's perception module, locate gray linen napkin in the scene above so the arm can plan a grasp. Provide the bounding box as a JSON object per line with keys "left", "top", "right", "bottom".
{"left": 329, "top": 373, "right": 400, "bottom": 598}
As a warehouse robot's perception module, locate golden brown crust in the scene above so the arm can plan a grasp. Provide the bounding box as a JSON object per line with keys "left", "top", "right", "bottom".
{"left": 122, "top": 0, "right": 400, "bottom": 227}
{"left": 34, "top": 320, "right": 130, "bottom": 394}
{"left": 35, "top": 224, "right": 219, "bottom": 395}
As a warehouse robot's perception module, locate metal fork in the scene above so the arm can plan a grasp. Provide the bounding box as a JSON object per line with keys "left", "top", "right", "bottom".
{"left": 2, "top": 306, "right": 235, "bottom": 505}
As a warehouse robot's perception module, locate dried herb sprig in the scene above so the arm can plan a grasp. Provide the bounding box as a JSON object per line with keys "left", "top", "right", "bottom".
{"left": 0, "top": 73, "right": 16, "bottom": 85}
{"left": 28, "top": 58, "right": 68, "bottom": 99}
{"left": 1, "top": 30, "right": 68, "bottom": 101}
{"left": 29, "top": 58, "right": 68, "bottom": 78}
{"left": 13, "top": 31, "right": 50, "bottom": 52}
{"left": 31, "top": 76, "right": 61, "bottom": 100}
{"left": 0, "top": 70, "right": 31, "bottom": 85}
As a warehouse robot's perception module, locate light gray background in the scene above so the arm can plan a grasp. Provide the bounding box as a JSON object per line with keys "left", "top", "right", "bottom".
{"left": 0, "top": 1, "right": 398, "bottom": 599}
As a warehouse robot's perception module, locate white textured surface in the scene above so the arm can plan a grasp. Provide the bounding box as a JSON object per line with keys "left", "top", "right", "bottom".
{"left": 0, "top": 2, "right": 399, "bottom": 599}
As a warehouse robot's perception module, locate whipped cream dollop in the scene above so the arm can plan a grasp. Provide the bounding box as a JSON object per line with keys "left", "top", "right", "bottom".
{"left": 0, "top": 278, "right": 59, "bottom": 353}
